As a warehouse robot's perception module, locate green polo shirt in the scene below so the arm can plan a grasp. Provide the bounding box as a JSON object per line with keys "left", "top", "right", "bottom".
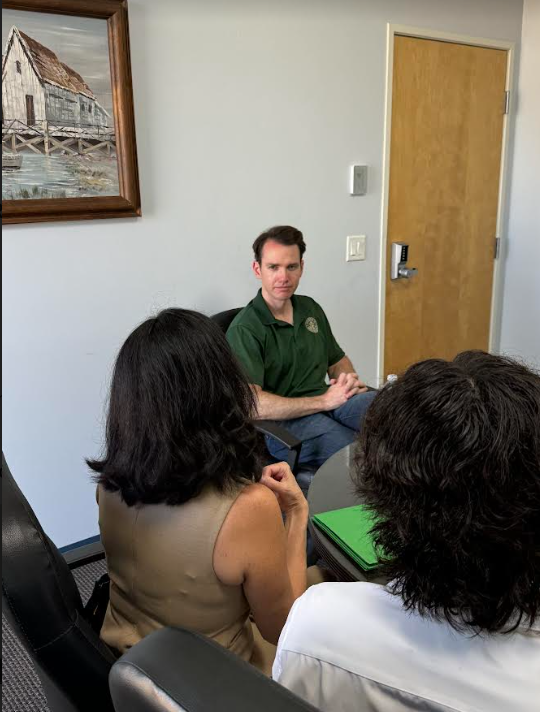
{"left": 226, "top": 290, "right": 345, "bottom": 398}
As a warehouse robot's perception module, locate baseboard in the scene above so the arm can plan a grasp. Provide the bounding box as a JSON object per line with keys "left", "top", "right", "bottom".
{"left": 59, "top": 534, "right": 100, "bottom": 554}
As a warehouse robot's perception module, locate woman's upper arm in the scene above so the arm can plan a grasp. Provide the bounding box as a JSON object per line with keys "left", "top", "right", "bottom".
{"left": 213, "top": 483, "right": 295, "bottom": 645}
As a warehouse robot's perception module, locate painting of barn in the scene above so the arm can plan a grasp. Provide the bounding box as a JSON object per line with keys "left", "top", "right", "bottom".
{"left": 2, "top": 9, "right": 120, "bottom": 200}
{"left": 3, "top": 26, "right": 111, "bottom": 129}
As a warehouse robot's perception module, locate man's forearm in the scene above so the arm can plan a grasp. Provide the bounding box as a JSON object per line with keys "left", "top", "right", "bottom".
{"left": 327, "top": 355, "right": 355, "bottom": 380}
{"left": 253, "top": 387, "right": 326, "bottom": 419}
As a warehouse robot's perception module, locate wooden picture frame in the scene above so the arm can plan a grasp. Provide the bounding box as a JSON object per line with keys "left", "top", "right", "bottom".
{"left": 2, "top": 0, "right": 141, "bottom": 224}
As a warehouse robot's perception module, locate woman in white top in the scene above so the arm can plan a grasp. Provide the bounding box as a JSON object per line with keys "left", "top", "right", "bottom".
{"left": 274, "top": 351, "right": 540, "bottom": 712}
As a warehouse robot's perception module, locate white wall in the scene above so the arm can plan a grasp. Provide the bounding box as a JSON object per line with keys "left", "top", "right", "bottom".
{"left": 2, "top": 0, "right": 525, "bottom": 547}
{"left": 500, "top": 0, "right": 540, "bottom": 365}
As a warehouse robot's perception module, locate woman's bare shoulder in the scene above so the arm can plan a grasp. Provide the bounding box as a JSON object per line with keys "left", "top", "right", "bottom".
{"left": 235, "top": 481, "right": 279, "bottom": 509}
{"left": 214, "top": 482, "right": 282, "bottom": 585}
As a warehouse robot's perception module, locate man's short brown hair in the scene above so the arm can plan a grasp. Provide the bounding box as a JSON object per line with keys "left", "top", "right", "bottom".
{"left": 252, "top": 226, "right": 306, "bottom": 263}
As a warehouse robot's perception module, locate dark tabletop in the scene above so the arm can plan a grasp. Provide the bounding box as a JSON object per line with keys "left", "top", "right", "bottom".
{"left": 308, "top": 445, "right": 386, "bottom": 583}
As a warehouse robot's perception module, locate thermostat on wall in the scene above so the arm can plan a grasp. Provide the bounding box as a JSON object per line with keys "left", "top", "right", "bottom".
{"left": 349, "top": 165, "right": 368, "bottom": 195}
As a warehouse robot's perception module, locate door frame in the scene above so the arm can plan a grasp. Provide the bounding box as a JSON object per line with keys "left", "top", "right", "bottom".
{"left": 377, "top": 24, "right": 516, "bottom": 384}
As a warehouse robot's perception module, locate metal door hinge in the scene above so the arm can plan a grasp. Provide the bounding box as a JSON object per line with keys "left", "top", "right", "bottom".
{"left": 503, "top": 90, "right": 510, "bottom": 115}
{"left": 494, "top": 237, "right": 501, "bottom": 259}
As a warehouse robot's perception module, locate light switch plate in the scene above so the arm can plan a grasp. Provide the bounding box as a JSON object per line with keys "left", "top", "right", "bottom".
{"left": 346, "top": 235, "right": 366, "bottom": 262}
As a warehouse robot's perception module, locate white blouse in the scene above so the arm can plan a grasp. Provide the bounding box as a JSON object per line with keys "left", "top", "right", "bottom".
{"left": 273, "top": 582, "right": 540, "bottom": 712}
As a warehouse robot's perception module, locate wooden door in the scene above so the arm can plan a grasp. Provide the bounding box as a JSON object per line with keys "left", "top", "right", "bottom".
{"left": 384, "top": 36, "right": 507, "bottom": 378}
{"left": 25, "top": 95, "right": 35, "bottom": 126}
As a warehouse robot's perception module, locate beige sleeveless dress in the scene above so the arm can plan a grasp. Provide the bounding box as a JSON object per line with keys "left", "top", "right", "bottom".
{"left": 97, "top": 482, "right": 276, "bottom": 674}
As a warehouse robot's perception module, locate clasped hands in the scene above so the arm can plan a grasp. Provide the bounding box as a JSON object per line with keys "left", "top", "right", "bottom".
{"left": 324, "top": 371, "right": 367, "bottom": 410}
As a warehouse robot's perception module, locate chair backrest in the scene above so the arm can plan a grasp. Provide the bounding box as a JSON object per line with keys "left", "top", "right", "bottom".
{"left": 110, "top": 626, "right": 320, "bottom": 712}
{"left": 1, "top": 453, "right": 116, "bottom": 712}
{"left": 212, "top": 307, "right": 242, "bottom": 333}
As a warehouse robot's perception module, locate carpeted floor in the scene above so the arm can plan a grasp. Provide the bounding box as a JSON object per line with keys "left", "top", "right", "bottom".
{"left": 2, "top": 558, "right": 107, "bottom": 712}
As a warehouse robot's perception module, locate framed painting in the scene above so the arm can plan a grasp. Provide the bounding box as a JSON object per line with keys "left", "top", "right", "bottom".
{"left": 2, "top": 0, "right": 141, "bottom": 224}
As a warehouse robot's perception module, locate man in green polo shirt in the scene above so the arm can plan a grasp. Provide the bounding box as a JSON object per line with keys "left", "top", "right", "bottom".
{"left": 226, "top": 225, "right": 376, "bottom": 468}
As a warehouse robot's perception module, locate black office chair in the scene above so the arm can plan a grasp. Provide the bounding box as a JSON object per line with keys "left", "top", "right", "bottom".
{"left": 2, "top": 454, "right": 319, "bottom": 711}
{"left": 109, "top": 627, "right": 319, "bottom": 712}
{"left": 212, "top": 308, "right": 318, "bottom": 495}
{"left": 1, "top": 453, "right": 116, "bottom": 712}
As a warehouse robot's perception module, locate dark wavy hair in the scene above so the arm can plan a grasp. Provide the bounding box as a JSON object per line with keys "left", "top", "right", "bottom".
{"left": 88, "top": 308, "right": 263, "bottom": 506}
{"left": 252, "top": 225, "right": 306, "bottom": 263}
{"left": 355, "top": 351, "right": 540, "bottom": 633}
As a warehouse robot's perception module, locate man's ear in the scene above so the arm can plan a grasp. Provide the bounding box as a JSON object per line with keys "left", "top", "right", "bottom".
{"left": 252, "top": 260, "right": 262, "bottom": 279}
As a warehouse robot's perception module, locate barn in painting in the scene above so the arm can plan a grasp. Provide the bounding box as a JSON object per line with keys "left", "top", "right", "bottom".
{"left": 2, "top": 26, "right": 110, "bottom": 128}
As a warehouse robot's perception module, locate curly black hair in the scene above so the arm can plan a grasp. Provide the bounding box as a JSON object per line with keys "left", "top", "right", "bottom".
{"left": 355, "top": 350, "right": 540, "bottom": 633}
{"left": 88, "top": 308, "right": 263, "bottom": 506}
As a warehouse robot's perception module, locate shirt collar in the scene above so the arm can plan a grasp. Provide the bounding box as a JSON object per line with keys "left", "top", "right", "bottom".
{"left": 252, "top": 289, "right": 277, "bottom": 325}
{"left": 517, "top": 617, "right": 540, "bottom": 636}
{"left": 252, "top": 289, "right": 303, "bottom": 326}
{"left": 382, "top": 582, "right": 540, "bottom": 638}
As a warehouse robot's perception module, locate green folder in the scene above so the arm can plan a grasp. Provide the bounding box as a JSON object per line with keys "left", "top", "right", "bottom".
{"left": 312, "top": 505, "right": 381, "bottom": 571}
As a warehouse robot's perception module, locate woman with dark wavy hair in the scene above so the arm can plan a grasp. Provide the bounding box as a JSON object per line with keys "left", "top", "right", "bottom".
{"left": 274, "top": 351, "right": 540, "bottom": 711}
{"left": 89, "top": 308, "right": 309, "bottom": 674}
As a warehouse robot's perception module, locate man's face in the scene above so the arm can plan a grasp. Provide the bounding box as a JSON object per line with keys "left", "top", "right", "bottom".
{"left": 253, "top": 240, "right": 304, "bottom": 302}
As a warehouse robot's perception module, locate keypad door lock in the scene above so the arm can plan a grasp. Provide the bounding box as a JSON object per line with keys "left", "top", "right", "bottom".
{"left": 391, "top": 242, "right": 418, "bottom": 280}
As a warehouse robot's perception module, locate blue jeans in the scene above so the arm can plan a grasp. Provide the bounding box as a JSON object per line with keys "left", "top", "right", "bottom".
{"left": 265, "top": 390, "right": 377, "bottom": 469}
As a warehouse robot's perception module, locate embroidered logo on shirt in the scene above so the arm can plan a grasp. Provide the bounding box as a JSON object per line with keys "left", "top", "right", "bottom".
{"left": 305, "top": 317, "right": 319, "bottom": 334}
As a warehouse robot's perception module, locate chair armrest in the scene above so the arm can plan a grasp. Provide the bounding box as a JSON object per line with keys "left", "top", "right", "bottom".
{"left": 255, "top": 420, "right": 301, "bottom": 450}
{"left": 109, "top": 627, "right": 318, "bottom": 712}
{"left": 63, "top": 539, "right": 106, "bottom": 570}
{"left": 254, "top": 420, "right": 302, "bottom": 473}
